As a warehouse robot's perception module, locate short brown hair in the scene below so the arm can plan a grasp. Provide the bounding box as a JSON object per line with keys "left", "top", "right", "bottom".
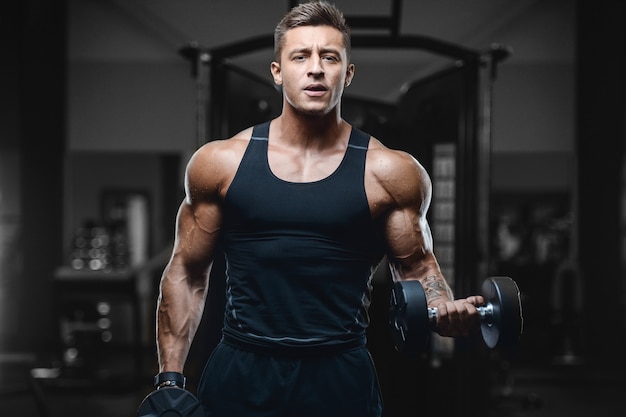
{"left": 274, "top": 1, "right": 351, "bottom": 62}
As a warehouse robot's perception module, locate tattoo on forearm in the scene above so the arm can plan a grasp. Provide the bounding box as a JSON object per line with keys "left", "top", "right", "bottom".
{"left": 423, "top": 275, "right": 453, "bottom": 303}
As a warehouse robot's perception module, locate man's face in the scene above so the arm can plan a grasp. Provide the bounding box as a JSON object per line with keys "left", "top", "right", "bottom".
{"left": 271, "top": 25, "right": 355, "bottom": 116}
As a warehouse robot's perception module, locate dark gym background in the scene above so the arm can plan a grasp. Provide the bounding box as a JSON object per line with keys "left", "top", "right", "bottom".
{"left": 1, "top": 1, "right": 625, "bottom": 416}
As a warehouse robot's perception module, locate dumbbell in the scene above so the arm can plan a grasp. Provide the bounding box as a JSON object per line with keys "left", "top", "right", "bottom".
{"left": 389, "top": 276, "right": 523, "bottom": 353}
{"left": 137, "top": 373, "right": 206, "bottom": 417}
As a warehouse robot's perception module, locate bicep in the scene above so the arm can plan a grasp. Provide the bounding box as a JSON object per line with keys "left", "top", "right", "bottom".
{"left": 378, "top": 152, "right": 440, "bottom": 281}
{"left": 172, "top": 198, "right": 221, "bottom": 274}
{"left": 166, "top": 148, "right": 224, "bottom": 286}
{"left": 384, "top": 205, "right": 438, "bottom": 281}
{"left": 384, "top": 202, "right": 453, "bottom": 306}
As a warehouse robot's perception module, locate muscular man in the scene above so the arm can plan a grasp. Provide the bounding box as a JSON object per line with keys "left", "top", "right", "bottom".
{"left": 156, "top": 2, "right": 484, "bottom": 416}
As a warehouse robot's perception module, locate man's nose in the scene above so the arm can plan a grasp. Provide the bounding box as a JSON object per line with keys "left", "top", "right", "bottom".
{"left": 307, "top": 56, "right": 324, "bottom": 77}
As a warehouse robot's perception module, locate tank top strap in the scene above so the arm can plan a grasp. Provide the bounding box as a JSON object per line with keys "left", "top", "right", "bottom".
{"left": 341, "top": 127, "right": 370, "bottom": 177}
{"left": 251, "top": 121, "right": 271, "bottom": 141}
{"left": 347, "top": 127, "right": 371, "bottom": 151}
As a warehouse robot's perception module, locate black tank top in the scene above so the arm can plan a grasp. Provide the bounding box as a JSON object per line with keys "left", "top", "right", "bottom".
{"left": 220, "top": 121, "right": 383, "bottom": 352}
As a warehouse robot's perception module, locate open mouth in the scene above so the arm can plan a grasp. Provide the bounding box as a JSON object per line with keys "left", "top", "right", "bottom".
{"left": 304, "top": 84, "right": 327, "bottom": 96}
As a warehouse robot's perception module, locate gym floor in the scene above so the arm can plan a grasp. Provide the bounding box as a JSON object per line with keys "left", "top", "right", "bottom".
{"left": 2, "top": 359, "right": 624, "bottom": 417}
{"left": 490, "top": 365, "right": 624, "bottom": 417}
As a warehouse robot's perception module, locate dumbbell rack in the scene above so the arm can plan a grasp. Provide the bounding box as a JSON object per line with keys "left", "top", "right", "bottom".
{"left": 51, "top": 266, "right": 143, "bottom": 385}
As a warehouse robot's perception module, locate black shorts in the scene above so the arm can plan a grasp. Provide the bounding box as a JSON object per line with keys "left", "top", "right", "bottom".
{"left": 197, "top": 342, "right": 383, "bottom": 417}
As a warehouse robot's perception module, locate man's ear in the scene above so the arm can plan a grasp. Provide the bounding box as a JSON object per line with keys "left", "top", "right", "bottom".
{"left": 271, "top": 61, "right": 282, "bottom": 86}
{"left": 345, "top": 63, "right": 355, "bottom": 87}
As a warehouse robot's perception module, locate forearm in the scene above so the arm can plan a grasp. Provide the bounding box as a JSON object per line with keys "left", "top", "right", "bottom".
{"left": 156, "top": 263, "right": 210, "bottom": 373}
{"left": 420, "top": 273, "right": 454, "bottom": 308}
{"left": 155, "top": 146, "right": 223, "bottom": 373}
{"left": 388, "top": 256, "right": 453, "bottom": 307}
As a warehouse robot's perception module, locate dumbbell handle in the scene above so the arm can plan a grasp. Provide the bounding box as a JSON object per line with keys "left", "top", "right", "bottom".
{"left": 427, "top": 303, "right": 494, "bottom": 328}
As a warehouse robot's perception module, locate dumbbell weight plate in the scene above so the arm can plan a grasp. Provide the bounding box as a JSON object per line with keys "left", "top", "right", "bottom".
{"left": 389, "top": 277, "right": 523, "bottom": 353}
{"left": 137, "top": 387, "right": 205, "bottom": 417}
{"left": 389, "top": 280, "right": 430, "bottom": 353}
{"left": 480, "top": 276, "right": 523, "bottom": 349}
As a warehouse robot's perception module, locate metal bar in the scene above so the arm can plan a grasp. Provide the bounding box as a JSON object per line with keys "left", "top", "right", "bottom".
{"left": 351, "top": 35, "right": 479, "bottom": 61}
{"left": 346, "top": 16, "right": 395, "bottom": 30}
{"left": 205, "top": 33, "right": 478, "bottom": 62}
{"left": 391, "top": 0, "right": 402, "bottom": 38}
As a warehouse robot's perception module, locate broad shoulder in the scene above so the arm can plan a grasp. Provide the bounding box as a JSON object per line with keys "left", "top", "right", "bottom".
{"left": 365, "top": 137, "right": 432, "bottom": 209}
{"left": 192, "top": 128, "right": 252, "bottom": 162}
{"left": 185, "top": 128, "right": 254, "bottom": 198}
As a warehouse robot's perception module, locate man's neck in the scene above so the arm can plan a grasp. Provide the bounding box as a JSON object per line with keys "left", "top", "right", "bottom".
{"left": 273, "top": 107, "right": 349, "bottom": 149}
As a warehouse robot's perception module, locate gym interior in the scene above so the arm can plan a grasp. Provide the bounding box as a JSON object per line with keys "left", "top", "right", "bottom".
{"left": 1, "top": 0, "right": 625, "bottom": 416}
